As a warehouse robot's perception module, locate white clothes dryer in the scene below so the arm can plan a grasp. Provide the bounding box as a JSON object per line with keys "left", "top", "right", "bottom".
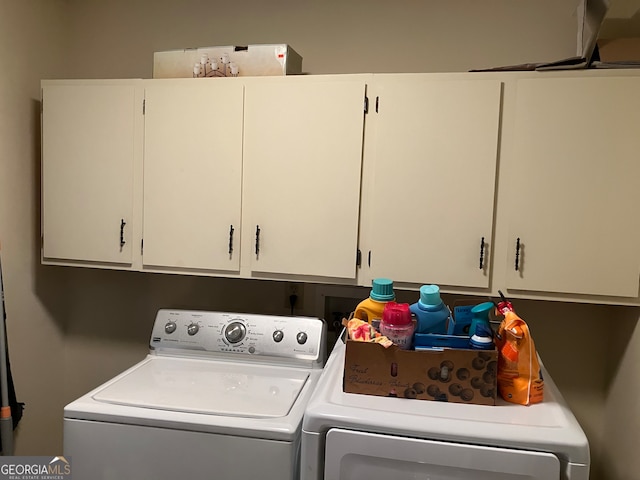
{"left": 302, "top": 335, "right": 589, "bottom": 480}
{"left": 64, "top": 309, "right": 326, "bottom": 480}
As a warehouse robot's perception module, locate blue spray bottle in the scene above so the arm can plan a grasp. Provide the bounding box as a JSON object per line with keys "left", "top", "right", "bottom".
{"left": 469, "top": 301, "right": 494, "bottom": 337}
{"left": 468, "top": 302, "right": 495, "bottom": 349}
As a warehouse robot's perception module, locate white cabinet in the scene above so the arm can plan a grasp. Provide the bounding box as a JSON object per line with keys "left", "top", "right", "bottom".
{"left": 504, "top": 76, "right": 640, "bottom": 298}
{"left": 242, "top": 78, "right": 366, "bottom": 280}
{"left": 361, "top": 76, "right": 502, "bottom": 288}
{"left": 41, "top": 73, "right": 640, "bottom": 303}
{"left": 41, "top": 81, "right": 143, "bottom": 267}
{"left": 142, "top": 81, "right": 244, "bottom": 273}
{"left": 41, "top": 76, "right": 368, "bottom": 280}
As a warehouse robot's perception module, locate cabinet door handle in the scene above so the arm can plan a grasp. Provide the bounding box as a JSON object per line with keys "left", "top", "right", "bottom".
{"left": 228, "top": 225, "right": 234, "bottom": 256}
{"left": 120, "top": 219, "right": 126, "bottom": 249}
{"left": 515, "top": 237, "right": 521, "bottom": 271}
{"left": 479, "top": 237, "right": 485, "bottom": 269}
{"left": 255, "top": 225, "right": 261, "bottom": 257}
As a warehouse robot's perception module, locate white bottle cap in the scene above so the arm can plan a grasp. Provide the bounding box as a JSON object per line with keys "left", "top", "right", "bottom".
{"left": 470, "top": 334, "right": 494, "bottom": 349}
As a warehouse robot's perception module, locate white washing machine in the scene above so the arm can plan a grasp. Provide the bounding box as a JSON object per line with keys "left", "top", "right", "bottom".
{"left": 64, "top": 309, "right": 326, "bottom": 480}
{"left": 301, "top": 335, "right": 589, "bottom": 480}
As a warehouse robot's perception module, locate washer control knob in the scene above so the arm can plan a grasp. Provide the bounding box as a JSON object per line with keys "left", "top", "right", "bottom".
{"left": 164, "top": 322, "right": 177, "bottom": 334}
{"left": 225, "top": 321, "right": 247, "bottom": 344}
{"left": 296, "top": 332, "right": 308, "bottom": 345}
{"left": 273, "top": 330, "right": 284, "bottom": 343}
{"left": 187, "top": 323, "right": 199, "bottom": 336}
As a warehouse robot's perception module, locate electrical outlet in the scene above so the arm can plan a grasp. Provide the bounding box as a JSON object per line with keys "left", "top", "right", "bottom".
{"left": 284, "top": 282, "right": 304, "bottom": 310}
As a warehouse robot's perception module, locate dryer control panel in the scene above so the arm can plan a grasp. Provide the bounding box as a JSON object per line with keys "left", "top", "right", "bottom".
{"left": 149, "top": 309, "right": 326, "bottom": 364}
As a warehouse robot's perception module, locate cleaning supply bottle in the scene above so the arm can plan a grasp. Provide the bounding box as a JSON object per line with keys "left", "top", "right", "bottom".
{"left": 469, "top": 301, "right": 494, "bottom": 337}
{"left": 354, "top": 278, "right": 395, "bottom": 325}
{"left": 469, "top": 322, "right": 495, "bottom": 350}
{"left": 380, "top": 302, "right": 415, "bottom": 350}
{"left": 410, "top": 284, "right": 449, "bottom": 334}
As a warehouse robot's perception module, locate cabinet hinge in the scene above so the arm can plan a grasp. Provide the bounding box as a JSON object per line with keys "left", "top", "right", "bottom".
{"left": 356, "top": 249, "right": 362, "bottom": 267}
{"left": 368, "top": 250, "right": 371, "bottom": 267}
{"left": 142, "top": 99, "right": 145, "bottom": 115}
{"left": 364, "top": 96, "right": 368, "bottom": 114}
{"left": 375, "top": 96, "right": 379, "bottom": 113}
{"left": 141, "top": 238, "right": 144, "bottom": 255}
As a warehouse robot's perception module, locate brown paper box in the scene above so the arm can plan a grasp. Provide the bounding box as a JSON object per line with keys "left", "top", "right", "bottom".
{"left": 343, "top": 340, "right": 497, "bottom": 406}
{"left": 597, "top": 38, "right": 640, "bottom": 62}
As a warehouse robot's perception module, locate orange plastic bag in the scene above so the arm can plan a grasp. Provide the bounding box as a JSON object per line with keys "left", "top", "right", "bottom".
{"left": 495, "top": 309, "right": 544, "bottom": 406}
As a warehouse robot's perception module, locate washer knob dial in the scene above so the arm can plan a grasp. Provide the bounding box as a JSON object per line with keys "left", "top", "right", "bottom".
{"left": 164, "top": 321, "right": 177, "bottom": 334}
{"left": 273, "top": 330, "right": 284, "bottom": 343}
{"left": 296, "top": 331, "right": 308, "bottom": 345}
{"left": 225, "top": 321, "right": 247, "bottom": 344}
{"left": 187, "top": 323, "right": 200, "bottom": 336}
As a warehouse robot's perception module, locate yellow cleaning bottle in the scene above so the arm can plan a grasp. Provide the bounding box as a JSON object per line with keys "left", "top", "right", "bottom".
{"left": 354, "top": 278, "right": 395, "bottom": 325}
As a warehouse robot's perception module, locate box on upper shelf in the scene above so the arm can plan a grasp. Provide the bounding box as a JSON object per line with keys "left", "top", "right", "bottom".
{"left": 597, "top": 38, "right": 640, "bottom": 62}
{"left": 153, "top": 44, "right": 303, "bottom": 79}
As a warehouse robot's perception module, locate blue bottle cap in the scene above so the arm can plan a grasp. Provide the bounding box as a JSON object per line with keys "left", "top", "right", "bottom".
{"left": 370, "top": 278, "right": 394, "bottom": 301}
{"left": 471, "top": 301, "right": 494, "bottom": 317}
{"left": 419, "top": 284, "right": 442, "bottom": 307}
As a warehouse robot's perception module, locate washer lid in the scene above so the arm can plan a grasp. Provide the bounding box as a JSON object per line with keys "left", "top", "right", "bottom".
{"left": 92, "top": 356, "right": 309, "bottom": 418}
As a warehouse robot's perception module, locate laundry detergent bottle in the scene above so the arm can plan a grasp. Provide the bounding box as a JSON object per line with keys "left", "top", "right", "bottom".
{"left": 354, "top": 278, "right": 395, "bottom": 325}
{"left": 410, "top": 284, "right": 449, "bottom": 334}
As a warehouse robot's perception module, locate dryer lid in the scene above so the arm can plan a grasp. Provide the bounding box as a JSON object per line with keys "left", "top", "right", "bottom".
{"left": 92, "top": 356, "right": 309, "bottom": 418}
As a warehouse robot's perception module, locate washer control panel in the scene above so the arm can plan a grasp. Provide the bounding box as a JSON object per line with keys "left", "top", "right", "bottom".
{"left": 150, "top": 309, "right": 325, "bottom": 362}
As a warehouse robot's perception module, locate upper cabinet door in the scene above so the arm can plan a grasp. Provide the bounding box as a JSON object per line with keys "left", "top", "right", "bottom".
{"left": 506, "top": 77, "right": 640, "bottom": 298}
{"left": 142, "top": 81, "right": 244, "bottom": 272}
{"left": 243, "top": 79, "right": 366, "bottom": 279}
{"left": 365, "top": 77, "right": 502, "bottom": 288}
{"left": 42, "top": 83, "right": 140, "bottom": 265}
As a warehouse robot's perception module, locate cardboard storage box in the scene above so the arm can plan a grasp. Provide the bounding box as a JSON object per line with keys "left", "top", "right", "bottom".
{"left": 597, "top": 38, "right": 640, "bottom": 62}
{"left": 153, "top": 44, "right": 302, "bottom": 78}
{"left": 343, "top": 340, "right": 497, "bottom": 406}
